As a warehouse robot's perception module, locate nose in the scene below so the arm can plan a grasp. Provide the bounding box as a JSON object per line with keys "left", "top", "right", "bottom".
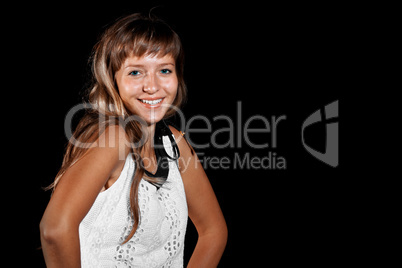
{"left": 143, "top": 73, "right": 159, "bottom": 94}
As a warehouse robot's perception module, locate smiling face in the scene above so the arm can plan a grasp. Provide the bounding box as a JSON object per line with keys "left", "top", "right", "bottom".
{"left": 115, "top": 54, "right": 178, "bottom": 124}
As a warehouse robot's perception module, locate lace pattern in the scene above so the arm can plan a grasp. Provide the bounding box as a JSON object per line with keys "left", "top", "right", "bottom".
{"left": 79, "top": 135, "right": 188, "bottom": 268}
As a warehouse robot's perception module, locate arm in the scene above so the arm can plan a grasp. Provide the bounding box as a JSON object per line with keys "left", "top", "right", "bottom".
{"left": 40, "top": 125, "right": 130, "bottom": 267}
{"left": 170, "top": 127, "right": 228, "bottom": 267}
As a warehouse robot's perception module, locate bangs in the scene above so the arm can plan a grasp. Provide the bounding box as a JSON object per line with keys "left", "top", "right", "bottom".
{"left": 107, "top": 16, "right": 182, "bottom": 72}
{"left": 131, "top": 22, "right": 181, "bottom": 58}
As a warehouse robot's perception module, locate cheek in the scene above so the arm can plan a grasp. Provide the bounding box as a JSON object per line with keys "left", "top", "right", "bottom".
{"left": 165, "top": 77, "right": 179, "bottom": 99}
{"left": 117, "top": 79, "right": 142, "bottom": 100}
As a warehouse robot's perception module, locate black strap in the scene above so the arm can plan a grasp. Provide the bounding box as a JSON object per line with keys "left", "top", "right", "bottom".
{"left": 143, "top": 120, "right": 180, "bottom": 189}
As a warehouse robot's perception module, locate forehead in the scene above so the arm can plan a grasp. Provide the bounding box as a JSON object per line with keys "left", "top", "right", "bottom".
{"left": 122, "top": 53, "right": 175, "bottom": 68}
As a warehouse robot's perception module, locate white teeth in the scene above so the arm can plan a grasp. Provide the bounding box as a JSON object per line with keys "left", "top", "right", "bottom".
{"left": 141, "top": 98, "right": 162, "bottom": 105}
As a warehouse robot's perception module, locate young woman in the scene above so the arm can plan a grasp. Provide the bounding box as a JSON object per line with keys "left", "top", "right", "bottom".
{"left": 40, "top": 13, "right": 227, "bottom": 267}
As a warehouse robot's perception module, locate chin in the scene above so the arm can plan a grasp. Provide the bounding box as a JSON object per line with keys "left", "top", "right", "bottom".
{"left": 144, "top": 113, "right": 165, "bottom": 125}
{"left": 132, "top": 108, "right": 169, "bottom": 126}
{"left": 125, "top": 99, "right": 173, "bottom": 126}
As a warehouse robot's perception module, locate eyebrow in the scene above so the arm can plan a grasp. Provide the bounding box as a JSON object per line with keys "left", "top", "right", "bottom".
{"left": 124, "top": 63, "right": 175, "bottom": 69}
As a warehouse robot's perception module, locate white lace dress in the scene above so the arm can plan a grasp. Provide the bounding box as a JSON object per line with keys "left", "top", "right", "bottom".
{"left": 79, "top": 136, "right": 188, "bottom": 267}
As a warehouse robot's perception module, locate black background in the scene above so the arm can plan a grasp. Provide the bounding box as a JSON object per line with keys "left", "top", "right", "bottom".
{"left": 14, "top": 2, "right": 358, "bottom": 267}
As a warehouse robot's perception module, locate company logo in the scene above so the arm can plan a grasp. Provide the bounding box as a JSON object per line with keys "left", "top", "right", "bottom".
{"left": 301, "top": 100, "right": 339, "bottom": 167}
{"left": 63, "top": 100, "right": 339, "bottom": 170}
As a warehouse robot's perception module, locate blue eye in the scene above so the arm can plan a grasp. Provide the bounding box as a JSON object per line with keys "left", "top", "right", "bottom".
{"left": 129, "top": 70, "right": 140, "bottom": 76}
{"left": 160, "top": 69, "right": 172, "bottom": 74}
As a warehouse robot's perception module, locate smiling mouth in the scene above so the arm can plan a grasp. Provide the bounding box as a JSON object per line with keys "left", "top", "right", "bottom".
{"left": 140, "top": 98, "right": 163, "bottom": 105}
{"left": 138, "top": 98, "right": 164, "bottom": 106}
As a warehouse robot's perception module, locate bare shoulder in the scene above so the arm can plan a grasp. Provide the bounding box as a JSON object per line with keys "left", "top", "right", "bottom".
{"left": 80, "top": 124, "right": 131, "bottom": 178}
{"left": 92, "top": 124, "right": 130, "bottom": 151}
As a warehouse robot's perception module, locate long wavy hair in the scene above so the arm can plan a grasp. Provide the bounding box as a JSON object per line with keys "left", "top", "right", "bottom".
{"left": 47, "top": 13, "right": 186, "bottom": 243}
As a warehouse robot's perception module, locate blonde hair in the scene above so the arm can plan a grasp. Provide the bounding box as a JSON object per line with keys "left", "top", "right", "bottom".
{"left": 47, "top": 13, "right": 187, "bottom": 243}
